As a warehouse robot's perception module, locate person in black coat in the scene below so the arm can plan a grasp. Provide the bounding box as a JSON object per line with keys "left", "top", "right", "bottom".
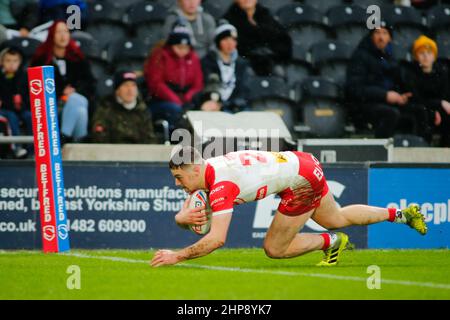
{"left": 346, "top": 26, "right": 429, "bottom": 139}
{"left": 402, "top": 36, "right": 450, "bottom": 147}
{"left": 200, "top": 21, "right": 253, "bottom": 113}
{"left": 223, "top": 0, "right": 292, "bottom": 76}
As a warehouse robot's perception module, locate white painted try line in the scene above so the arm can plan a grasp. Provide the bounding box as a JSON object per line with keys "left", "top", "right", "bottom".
{"left": 63, "top": 252, "right": 450, "bottom": 290}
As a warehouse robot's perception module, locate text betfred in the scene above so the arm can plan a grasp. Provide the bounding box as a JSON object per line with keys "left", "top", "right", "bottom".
{"left": 34, "top": 98, "right": 46, "bottom": 157}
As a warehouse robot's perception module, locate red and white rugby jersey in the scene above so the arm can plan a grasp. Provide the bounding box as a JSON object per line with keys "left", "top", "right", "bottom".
{"left": 204, "top": 150, "right": 306, "bottom": 216}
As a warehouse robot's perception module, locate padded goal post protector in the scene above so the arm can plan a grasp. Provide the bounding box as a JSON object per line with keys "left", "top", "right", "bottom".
{"left": 27, "top": 66, "right": 70, "bottom": 253}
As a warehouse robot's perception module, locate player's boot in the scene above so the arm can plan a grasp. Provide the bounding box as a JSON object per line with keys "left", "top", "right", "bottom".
{"left": 316, "top": 232, "right": 350, "bottom": 267}
{"left": 401, "top": 205, "right": 427, "bottom": 235}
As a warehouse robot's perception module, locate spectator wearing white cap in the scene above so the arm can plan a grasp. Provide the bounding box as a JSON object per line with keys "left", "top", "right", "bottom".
{"left": 200, "top": 21, "right": 252, "bottom": 113}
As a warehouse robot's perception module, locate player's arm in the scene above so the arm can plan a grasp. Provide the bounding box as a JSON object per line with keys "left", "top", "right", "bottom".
{"left": 174, "top": 198, "right": 207, "bottom": 229}
{"left": 151, "top": 212, "right": 232, "bottom": 267}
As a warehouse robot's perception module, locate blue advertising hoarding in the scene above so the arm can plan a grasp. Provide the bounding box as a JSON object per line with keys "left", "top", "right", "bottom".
{"left": 368, "top": 166, "right": 450, "bottom": 249}
{"left": 0, "top": 161, "right": 368, "bottom": 249}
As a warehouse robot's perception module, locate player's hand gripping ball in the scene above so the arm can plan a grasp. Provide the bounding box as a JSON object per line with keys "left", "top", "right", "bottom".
{"left": 188, "top": 190, "right": 212, "bottom": 235}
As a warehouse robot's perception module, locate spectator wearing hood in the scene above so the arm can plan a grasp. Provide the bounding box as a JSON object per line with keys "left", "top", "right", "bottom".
{"left": 145, "top": 22, "right": 204, "bottom": 132}
{"left": 401, "top": 35, "right": 450, "bottom": 147}
{"left": 162, "top": 0, "right": 216, "bottom": 59}
{"left": 346, "top": 24, "right": 429, "bottom": 139}
{"left": 201, "top": 21, "right": 252, "bottom": 113}
{"left": 223, "top": 0, "right": 292, "bottom": 76}
{"left": 91, "top": 70, "right": 157, "bottom": 144}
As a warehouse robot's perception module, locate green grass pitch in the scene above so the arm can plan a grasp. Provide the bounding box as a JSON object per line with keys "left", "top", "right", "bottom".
{"left": 1, "top": 249, "right": 449, "bottom": 299}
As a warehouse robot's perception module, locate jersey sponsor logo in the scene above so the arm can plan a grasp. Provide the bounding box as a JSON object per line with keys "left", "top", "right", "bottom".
{"left": 255, "top": 186, "right": 268, "bottom": 200}
{"left": 270, "top": 152, "right": 287, "bottom": 163}
{"left": 210, "top": 197, "right": 225, "bottom": 207}
{"left": 210, "top": 185, "right": 225, "bottom": 197}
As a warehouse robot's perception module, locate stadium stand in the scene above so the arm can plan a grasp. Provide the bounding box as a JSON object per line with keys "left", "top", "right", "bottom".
{"left": 124, "top": 1, "right": 168, "bottom": 47}
{"left": 284, "top": 42, "right": 313, "bottom": 87}
{"left": 303, "top": 0, "right": 344, "bottom": 13}
{"left": 202, "top": 0, "right": 233, "bottom": 20}
{"left": 427, "top": 4, "right": 450, "bottom": 46}
{"left": 381, "top": 4, "right": 427, "bottom": 46}
{"left": 106, "top": 38, "right": 150, "bottom": 74}
{"left": 259, "top": 0, "right": 293, "bottom": 14}
{"left": 295, "top": 77, "right": 346, "bottom": 138}
{"left": 326, "top": 5, "right": 368, "bottom": 50}
{"left": 276, "top": 3, "right": 330, "bottom": 51}
{"left": 0, "top": 37, "right": 42, "bottom": 63}
{"left": 247, "top": 76, "right": 296, "bottom": 131}
{"left": 85, "top": 0, "right": 128, "bottom": 49}
{"left": 310, "top": 40, "right": 354, "bottom": 85}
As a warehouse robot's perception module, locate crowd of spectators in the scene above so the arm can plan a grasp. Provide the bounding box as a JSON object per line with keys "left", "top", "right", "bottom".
{"left": 0, "top": 0, "right": 449, "bottom": 159}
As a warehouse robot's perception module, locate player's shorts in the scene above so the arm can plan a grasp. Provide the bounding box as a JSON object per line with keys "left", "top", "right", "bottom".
{"left": 277, "top": 151, "right": 329, "bottom": 216}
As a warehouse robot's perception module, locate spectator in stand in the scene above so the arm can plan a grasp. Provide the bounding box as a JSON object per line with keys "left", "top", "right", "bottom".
{"left": 223, "top": 0, "right": 292, "bottom": 76}
{"left": 402, "top": 36, "right": 450, "bottom": 147}
{"left": 201, "top": 21, "right": 252, "bottom": 113}
{"left": 0, "top": 47, "right": 31, "bottom": 158}
{"left": 30, "top": 20, "right": 95, "bottom": 144}
{"left": 145, "top": 22, "right": 204, "bottom": 132}
{"left": 0, "top": 0, "right": 39, "bottom": 37}
{"left": 91, "top": 70, "right": 157, "bottom": 144}
{"left": 163, "top": 0, "right": 216, "bottom": 59}
{"left": 39, "top": 0, "right": 88, "bottom": 25}
{"left": 346, "top": 24, "right": 429, "bottom": 139}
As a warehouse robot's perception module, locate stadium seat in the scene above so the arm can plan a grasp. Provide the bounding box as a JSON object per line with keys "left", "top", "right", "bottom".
{"left": 303, "top": 0, "right": 343, "bottom": 13}
{"left": 296, "top": 77, "right": 345, "bottom": 137}
{"left": 157, "top": 0, "right": 176, "bottom": 9}
{"left": 71, "top": 31, "right": 105, "bottom": 61}
{"left": 393, "top": 134, "right": 429, "bottom": 147}
{"left": 202, "top": 0, "right": 233, "bottom": 20}
{"left": 276, "top": 4, "right": 329, "bottom": 51}
{"left": 106, "top": 38, "right": 150, "bottom": 73}
{"left": 391, "top": 42, "right": 412, "bottom": 63}
{"left": 95, "top": 73, "right": 115, "bottom": 98}
{"left": 427, "top": 5, "right": 450, "bottom": 45}
{"left": 381, "top": 5, "right": 426, "bottom": 47}
{"left": 247, "top": 76, "right": 296, "bottom": 130}
{"left": 124, "top": 1, "right": 168, "bottom": 47}
{"left": 259, "top": 0, "right": 293, "bottom": 14}
{"left": 284, "top": 42, "right": 313, "bottom": 87}
{"left": 353, "top": 0, "right": 392, "bottom": 10}
{"left": 0, "top": 37, "right": 42, "bottom": 62}
{"left": 326, "top": 5, "right": 368, "bottom": 50}
{"left": 85, "top": 1, "right": 128, "bottom": 49}
{"left": 310, "top": 40, "right": 353, "bottom": 85}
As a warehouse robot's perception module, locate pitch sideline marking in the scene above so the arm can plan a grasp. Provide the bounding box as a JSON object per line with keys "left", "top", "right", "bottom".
{"left": 62, "top": 252, "right": 450, "bottom": 290}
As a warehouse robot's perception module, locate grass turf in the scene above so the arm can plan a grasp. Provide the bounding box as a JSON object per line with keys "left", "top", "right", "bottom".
{"left": 0, "top": 249, "right": 449, "bottom": 300}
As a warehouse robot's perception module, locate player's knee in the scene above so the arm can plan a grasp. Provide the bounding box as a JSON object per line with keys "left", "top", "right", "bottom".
{"left": 263, "top": 245, "right": 284, "bottom": 259}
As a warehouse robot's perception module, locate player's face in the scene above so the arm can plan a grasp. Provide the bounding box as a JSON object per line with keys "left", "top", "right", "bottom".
{"left": 171, "top": 166, "right": 200, "bottom": 193}
{"left": 1, "top": 53, "right": 21, "bottom": 74}
{"left": 54, "top": 22, "right": 71, "bottom": 49}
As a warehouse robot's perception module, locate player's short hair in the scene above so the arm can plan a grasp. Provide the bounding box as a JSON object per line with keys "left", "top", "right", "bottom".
{"left": 169, "top": 145, "right": 204, "bottom": 169}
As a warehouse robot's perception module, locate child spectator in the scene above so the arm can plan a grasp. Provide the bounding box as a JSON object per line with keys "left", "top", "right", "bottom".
{"left": 201, "top": 21, "right": 252, "bottom": 113}
{"left": 0, "top": 47, "right": 31, "bottom": 157}
{"left": 91, "top": 70, "right": 157, "bottom": 144}
{"left": 163, "top": 0, "right": 216, "bottom": 59}
{"left": 30, "top": 20, "right": 95, "bottom": 144}
{"left": 145, "top": 22, "right": 204, "bottom": 132}
{"left": 402, "top": 35, "right": 450, "bottom": 147}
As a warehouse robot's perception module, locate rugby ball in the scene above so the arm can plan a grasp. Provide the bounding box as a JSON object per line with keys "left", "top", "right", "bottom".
{"left": 188, "top": 190, "right": 212, "bottom": 235}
